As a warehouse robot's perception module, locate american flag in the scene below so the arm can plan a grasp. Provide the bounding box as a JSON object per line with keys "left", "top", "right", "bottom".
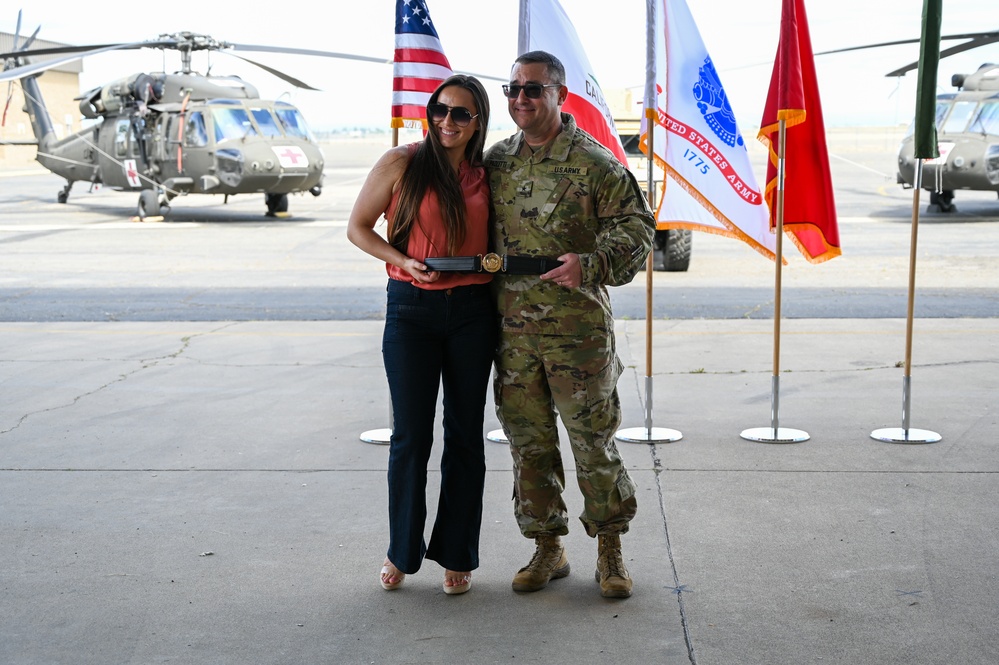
{"left": 392, "top": 0, "right": 454, "bottom": 129}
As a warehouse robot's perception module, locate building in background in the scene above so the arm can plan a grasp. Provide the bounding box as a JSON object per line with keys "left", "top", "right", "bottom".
{"left": 0, "top": 32, "right": 82, "bottom": 169}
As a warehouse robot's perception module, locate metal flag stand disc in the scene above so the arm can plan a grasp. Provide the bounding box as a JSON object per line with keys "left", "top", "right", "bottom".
{"left": 740, "top": 426, "right": 809, "bottom": 444}
{"left": 360, "top": 428, "right": 391, "bottom": 445}
{"left": 870, "top": 427, "right": 941, "bottom": 444}
{"left": 360, "top": 401, "right": 392, "bottom": 445}
{"left": 486, "top": 429, "right": 508, "bottom": 443}
{"left": 615, "top": 426, "right": 683, "bottom": 444}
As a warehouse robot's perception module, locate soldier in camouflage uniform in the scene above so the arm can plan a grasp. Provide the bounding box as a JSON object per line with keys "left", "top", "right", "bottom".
{"left": 485, "top": 51, "right": 655, "bottom": 599}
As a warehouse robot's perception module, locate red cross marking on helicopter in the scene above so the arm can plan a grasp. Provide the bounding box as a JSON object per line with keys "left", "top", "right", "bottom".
{"left": 278, "top": 147, "right": 305, "bottom": 165}
{"left": 124, "top": 159, "right": 141, "bottom": 187}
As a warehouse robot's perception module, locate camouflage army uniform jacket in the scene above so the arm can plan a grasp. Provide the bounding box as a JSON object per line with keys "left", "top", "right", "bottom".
{"left": 485, "top": 113, "right": 656, "bottom": 336}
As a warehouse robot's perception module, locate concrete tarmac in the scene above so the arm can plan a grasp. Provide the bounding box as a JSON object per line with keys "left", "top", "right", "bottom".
{"left": 2, "top": 127, "right": 999, "bottom": 664}
{"left": 1, "top": 316, "right": 997, "bottom": 664}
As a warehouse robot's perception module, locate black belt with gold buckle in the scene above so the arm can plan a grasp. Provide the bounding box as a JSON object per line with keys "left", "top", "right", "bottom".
{"left": 423, "top": 253, "right": 562, "bottom": 275}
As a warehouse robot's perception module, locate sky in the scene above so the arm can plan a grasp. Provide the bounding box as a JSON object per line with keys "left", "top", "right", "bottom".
{"left": 2, "top": 0, "right": 996, "bottom": 132}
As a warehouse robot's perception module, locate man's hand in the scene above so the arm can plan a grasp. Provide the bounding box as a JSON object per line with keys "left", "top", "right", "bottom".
{"left": 541, "top": 253, "right": 582, "bottom": 288}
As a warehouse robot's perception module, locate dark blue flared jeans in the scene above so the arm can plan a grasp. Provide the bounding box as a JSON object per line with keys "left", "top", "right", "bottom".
{"left": 382, "top": 279, "right": 496, "bottom": 574}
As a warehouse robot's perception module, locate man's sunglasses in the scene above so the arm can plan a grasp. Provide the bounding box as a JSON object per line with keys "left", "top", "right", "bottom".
{"left": 427, "top": 103, "right": 479, "bottom": 127}
{"left": 502, "top": 83, "right": 562, "bottom": 99}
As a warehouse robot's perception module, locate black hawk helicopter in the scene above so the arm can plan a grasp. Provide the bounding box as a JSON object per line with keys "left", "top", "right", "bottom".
{"left": 820, "top": 29, "right": 999, "bottom": 213}
{"left": 0, "top": 16, "right": 394, "bottom": 220}
{"left": 896, "top": 61, "right": 999, "bottom": 212}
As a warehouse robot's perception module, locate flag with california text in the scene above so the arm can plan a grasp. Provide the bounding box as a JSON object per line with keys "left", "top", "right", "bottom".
{"left": 519, "top": 0, "right": 628, "bottom": 164}
{"left": 392, "top": 0, "right": 454, "bottom": 130}
{"left": 640, "top": 0, "right": 776, "bottom": 258}
{"left": 758, "top": 0, "right": 840, "bottom": 263}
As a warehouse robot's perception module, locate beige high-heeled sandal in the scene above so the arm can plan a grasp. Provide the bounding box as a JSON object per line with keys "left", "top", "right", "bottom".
{"left": 380, "top": 559, "right": 406, "bottom": 591}
{"left": 443, "top": 571, "right": 471, "bottom": 595}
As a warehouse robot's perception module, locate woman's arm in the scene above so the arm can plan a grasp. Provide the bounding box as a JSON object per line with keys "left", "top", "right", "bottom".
{"left": 346, "top": 146, "right": 440, "bottom": 283}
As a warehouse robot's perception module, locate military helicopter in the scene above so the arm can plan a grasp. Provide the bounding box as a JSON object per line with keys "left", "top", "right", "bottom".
{"left": 819, "top": 29, "right": 999, "bottom": 214}
{"left": 0, "top": 18, "right": 363, "bottom": 220}
{"left": 896, "top": 61, "right": 999, "bottom": 212}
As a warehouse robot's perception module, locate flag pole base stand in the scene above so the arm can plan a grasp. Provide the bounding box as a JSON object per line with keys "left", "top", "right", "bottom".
{"left": 486, "top": 429, "right": 508, "bottom": 444}
{"left": 740, "top": 427, "right": 809, "bottom": 444}
{"left": 870, "top": 427, "right": 941, "bottom": 444}
{"left": 360, "top": 428, "right": 392, "bottom": 445}
{"left": 615, "top": 426, "right": 683, "bottom": 444}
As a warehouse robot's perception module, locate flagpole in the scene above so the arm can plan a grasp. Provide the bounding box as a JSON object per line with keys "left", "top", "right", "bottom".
{"left": 616, "top": 106, "right": 682, "bottom": 445}
{"left": 871, "top": 162, "right": 941, "bottom": 444}
{"left": 871, "top": 0, "right": 940, "bottom": 444}
{"left": 742, "top": 119, "right": 808, "bottom": 444}
{"left": 360, "top": 125, "right": 402, "bottom": 446}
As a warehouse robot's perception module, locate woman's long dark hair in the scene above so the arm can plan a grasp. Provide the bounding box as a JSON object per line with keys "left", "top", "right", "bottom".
{"left": 388, "top": 75, "right": 490, "bottom": 257}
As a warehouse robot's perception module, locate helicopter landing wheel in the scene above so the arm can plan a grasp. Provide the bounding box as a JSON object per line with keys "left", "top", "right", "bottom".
{"left": 57, "top": 182, "right": 73, "bottom": 204}
{"left": 138, "top": 189, "right": 164, "bottom": 220}
{"left": 265, "top": 193, "right": 289, "bottom": 218}
{"left": 928, "top": 190, "right": 956, "bottom": 213}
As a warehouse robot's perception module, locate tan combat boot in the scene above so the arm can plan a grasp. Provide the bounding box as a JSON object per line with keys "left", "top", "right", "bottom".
{"left": 511, "top": 534, "right": 571, "bottom": 592}
{"left": 595, "top": 533, "right": 633, "bottom": 598}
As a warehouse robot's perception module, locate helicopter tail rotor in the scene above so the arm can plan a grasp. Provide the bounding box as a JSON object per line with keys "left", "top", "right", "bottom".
{"left": 1, "top": 10, "right": 23, "bottom": 126}
{"left": 1, "top": 9, "right": 42, "bottom": 123}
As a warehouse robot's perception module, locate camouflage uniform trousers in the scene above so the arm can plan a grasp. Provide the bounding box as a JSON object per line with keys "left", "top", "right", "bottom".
{"left": 494, "top": 331, "right": 638, "bottom": 538}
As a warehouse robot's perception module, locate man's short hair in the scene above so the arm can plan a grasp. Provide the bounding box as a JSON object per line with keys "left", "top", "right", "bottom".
{"left": 514, "top": 50, "right": 566, "bottom": 85}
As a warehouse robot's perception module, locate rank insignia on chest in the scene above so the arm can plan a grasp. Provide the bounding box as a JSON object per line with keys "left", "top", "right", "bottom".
{"left": 516, "top": 181, "right": 533, "bottom": 197}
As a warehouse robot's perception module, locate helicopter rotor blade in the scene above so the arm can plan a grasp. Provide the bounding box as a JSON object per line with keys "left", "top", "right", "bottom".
{"left": 230, "top": 42, "right": 507, "bottom": 82}
{"left": 19, "top": 25, "right": 41, "bottom": 52}
{"left": 885, "top": 33, "right": 999, "bottom": 78}
{"left": 0, "top": 33, "right": 508, "bottom": 87}
{"left": 0, "top": 40, "right": 176, "bottom": 84}
{"left": 3, "top": 11, "right": 23, "bottom": 126}
{"left": 231, "top": 43, "right": 392, "bottom": 66}
{"left": 225, "top": 52, "right": 321, "bottom": 91}
{"left": 813, "top": 29, "right": 999, "bottom": 77}
{"left": 12, "top": 9, "right": 22, "bottom": 46}
{"left": 815, "top": 30, "right": 999, "bottom": 57}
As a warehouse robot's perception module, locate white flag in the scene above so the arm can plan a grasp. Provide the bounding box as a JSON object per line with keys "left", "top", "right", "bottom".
{"left": 641, "top": 0, "right": 776, "bottom": 258}
{"left": 519, "top": 0, "right": 628, "bottom": 164}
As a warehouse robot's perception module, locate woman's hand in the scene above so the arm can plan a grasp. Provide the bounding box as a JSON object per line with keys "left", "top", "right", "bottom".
{"left": 403, "top": 258, "right": 440, "bottom": 283}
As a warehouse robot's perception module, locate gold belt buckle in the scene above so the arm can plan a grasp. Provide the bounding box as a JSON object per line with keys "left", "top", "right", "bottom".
{"left": 479, "top": 253, "right": 503, "bottom": 273}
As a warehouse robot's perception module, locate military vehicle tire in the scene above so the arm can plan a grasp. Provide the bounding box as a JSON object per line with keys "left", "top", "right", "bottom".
{"left": 928, "top": 190, "right": 956, "bottom": 213}
{"left": 662, "top": 229, "right": 692, "bottom": 272}
{"left": 138, "top": 190, "right": 161, "bottom": 219}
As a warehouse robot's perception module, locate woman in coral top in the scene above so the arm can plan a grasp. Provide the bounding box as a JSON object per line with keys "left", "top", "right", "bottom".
{"left": 347, "top": 75, "right": 494, "bottom": 596}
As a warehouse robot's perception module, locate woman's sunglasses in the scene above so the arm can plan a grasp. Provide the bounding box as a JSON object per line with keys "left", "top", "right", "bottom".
{"left": 502, "top": 83, "right": 562, "bottom": 99}
{"left": 427, "top": 103, "right": 479, "bottom": 127}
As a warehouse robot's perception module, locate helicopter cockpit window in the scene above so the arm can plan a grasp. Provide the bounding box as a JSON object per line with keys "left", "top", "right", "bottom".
{"left": 935, "top": 102, "right": 950, "bottom": 130}
{"left": 942, "top": 101, "right": 977, "bottom": 135}
{"left": 905, "top": 100, "right": 952, "bottom": 139}
{"left": 275, "top": 105, "right": 315, "bottom": 142}
{"left": 969, "top": 102, "right": 999, "bottom": 135}
{"left": 213, "top": 108, "right": 258, "bottom": 142}
{"left": 185, "top": 112, "right": 208, "bottom": 147}
{"left": 250, "top": 108, "right": 283, "bottom": 138}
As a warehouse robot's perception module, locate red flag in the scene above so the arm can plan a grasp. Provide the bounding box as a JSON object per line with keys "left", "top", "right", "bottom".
{"left": 758, "top": 0, "right": 840, "bottom": 263}
{"left": 392, "top": 0, "right": 454, "bottom": 130}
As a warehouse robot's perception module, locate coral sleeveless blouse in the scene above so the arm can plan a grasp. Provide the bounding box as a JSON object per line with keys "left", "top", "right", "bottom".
{"left": 384, "top": 144, "right": 491, "bottom": 290}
